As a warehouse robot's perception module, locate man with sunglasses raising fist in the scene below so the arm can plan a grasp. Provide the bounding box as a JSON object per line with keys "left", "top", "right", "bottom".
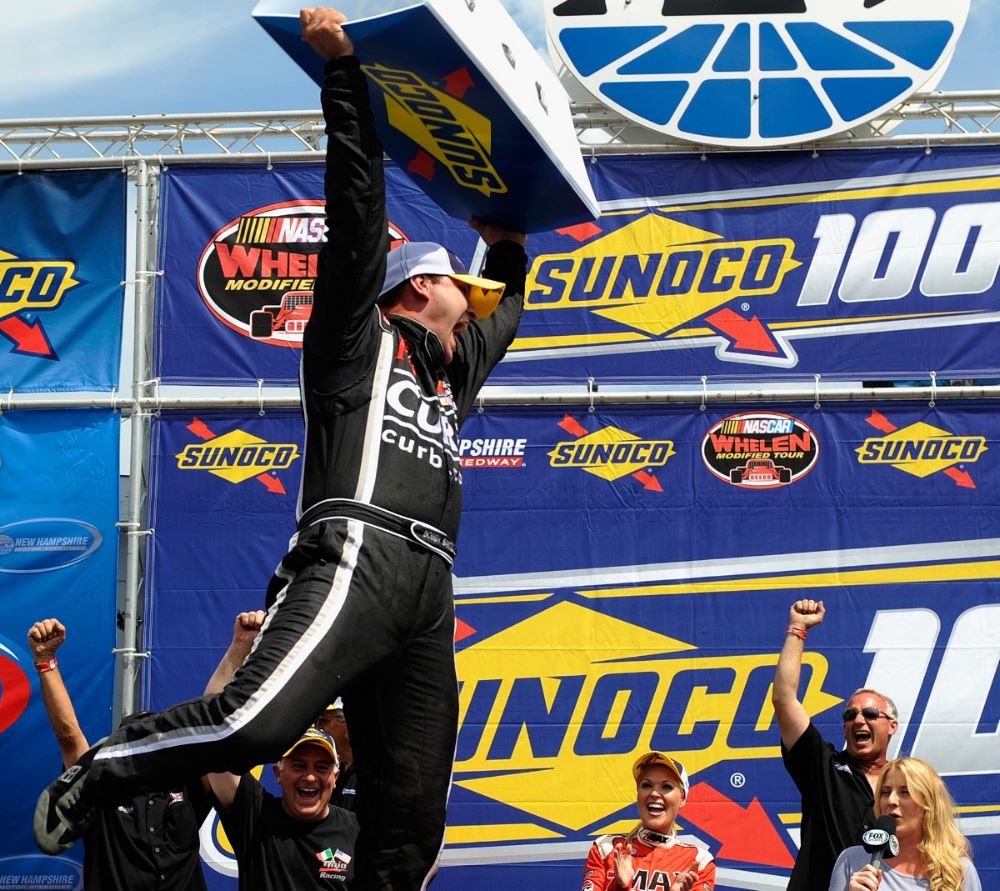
{"left": 772, "top": 598, "right": 900, "bottom": 891}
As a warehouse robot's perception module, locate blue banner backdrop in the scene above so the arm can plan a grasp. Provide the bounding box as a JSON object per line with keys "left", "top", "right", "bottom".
{"left": 0, "top": 410, "right": 119, "bottom": 882}
{"left": 156, "top": 148, "right": 1000, "bottom": 386}
{"left": 142, "top": 401, "right": 1000, "bottom": 890}
{"left": 156, "top": 163, "right": 481, "bottom": 385}
{"left": 143, "top": 411, "right": 303, "bottom": 709}
{"left": 0, "top": 170, "right": 125, "bottom": 392}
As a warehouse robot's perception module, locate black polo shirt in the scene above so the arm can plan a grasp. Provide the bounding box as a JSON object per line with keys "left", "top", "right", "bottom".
{"left": 82, "top": 781, "right": 209, "bottom": 890}
{"left": 220, "top": 774, "right": 358, "bottom": 890}
{"left": 330, "top": 763, "right": 356, "bottom": 813}
{"left": 782, "top": 721, "right": 876, "bottom": 891}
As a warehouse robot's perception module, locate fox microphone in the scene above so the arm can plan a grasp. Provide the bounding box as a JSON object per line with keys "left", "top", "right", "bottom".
{"left": 862, "top": 815, "right": 899, "bottom": 870}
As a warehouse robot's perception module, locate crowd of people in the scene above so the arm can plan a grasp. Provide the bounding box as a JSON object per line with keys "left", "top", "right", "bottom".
{"left": 25, "top": 6, "right": 984, "bottom": 891}
{"left": 32, "top": 595, "right": 983, "bottom": 891}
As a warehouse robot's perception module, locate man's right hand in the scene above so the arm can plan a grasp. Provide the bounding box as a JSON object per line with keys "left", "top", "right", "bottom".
{"left": 233, "top": 610, "right": 266, "bottom": 647}
{"left": 27, "top": 618, "right": 66, "bottom": 663}
{"left": 788, "top": 599, "right": 825, "bottom": 632}
{"left": 300, "top": 7, "right": 354, "bottom": 61}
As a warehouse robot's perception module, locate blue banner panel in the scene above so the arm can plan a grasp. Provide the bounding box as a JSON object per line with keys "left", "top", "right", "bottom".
{"left": 159, "top": 148, "right": 1000, "bottom": 386}
{"left": 443, "top": 402, "right": 1000, "bottom": 889}
{"left": 146, "top": 410, "right": 306, "bottom": 891}
{"left": 0, "top": 410, "right": 119, "bottom": 877}
{"left": 497, "top": 145, "right": 1000, "bottom": 384}
{"left": 144, "top": 401, "right": 1000, "bottom": 890}
{"left": 156, "top": 164, "right": 479, "bottom": 385}
{"left": 144, "top": 411, "right": 303, "bottom": 708}
{"left": 0, "top": 170, "right": 125, "bottom": 392}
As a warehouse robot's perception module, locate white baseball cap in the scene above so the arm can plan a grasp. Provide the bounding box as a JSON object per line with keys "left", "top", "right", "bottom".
{"left": 380, "top": 242, "right": 505, "bottom": 319}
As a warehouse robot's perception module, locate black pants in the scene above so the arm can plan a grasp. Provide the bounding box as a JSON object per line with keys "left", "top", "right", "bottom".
{"left": 89, "top": 519, "right": 459, "bottom": 890}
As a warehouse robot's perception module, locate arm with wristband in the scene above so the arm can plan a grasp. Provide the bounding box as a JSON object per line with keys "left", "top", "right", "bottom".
{"left": 27, "top": 618, "right": 90, "bottom": 768}
{"left": 772, "top": 599, "right": 826, "bottom": 750}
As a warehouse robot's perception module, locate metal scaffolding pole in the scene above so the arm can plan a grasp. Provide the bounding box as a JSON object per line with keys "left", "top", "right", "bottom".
{"left": 118, "top": 159, "right": 155, "bottom": 718}
{"left": 3, "top": 383, "right": 1000, "bottom": 413}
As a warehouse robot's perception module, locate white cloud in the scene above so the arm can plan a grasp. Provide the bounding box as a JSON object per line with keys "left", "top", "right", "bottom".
{"left": 500, "top": 0, "right": 546, "bottom": 47}
{"left": 1, "top": 0, "right": 238, "bottom": 108}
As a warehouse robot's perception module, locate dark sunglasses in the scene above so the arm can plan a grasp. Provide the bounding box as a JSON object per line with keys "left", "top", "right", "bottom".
{"left": 843, "top": 707, "right": 891, "bottom": 722}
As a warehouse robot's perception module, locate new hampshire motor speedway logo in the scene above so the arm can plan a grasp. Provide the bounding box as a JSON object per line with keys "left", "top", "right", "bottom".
{"left": 177, "top": 419, "right": 301, "bottom": 494}
{"left": 460, "top": 437, "right": 527, "bottom": 469}
{"left": 197, "top": 202, "right": 407, "bottom": 347}
{"left": 0, "top": 518, "right": 101, "bottom": 573}
{"left": 545, "top": 0, "right": 970, "bottom": 147}
{"left": 703, "top": 411, "right": 819, "bottom": 489}
{"left": 0, "top": 855, "right": 82, "bottom": 891}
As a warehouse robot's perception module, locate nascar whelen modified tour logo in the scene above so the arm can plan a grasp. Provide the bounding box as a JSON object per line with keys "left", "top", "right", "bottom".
{"left": 703, "top": 411, "right": 819, "bottom": 489}
{"left": 857, "top": 410, "right": 988, "bottom": 488}
{"left": 176, "top": 418, "right": 301, "bottom": 495}
{"left": 0, "top": 247, "right": 79, "bottom": 360}
{"left": 545, "top": 0, "right": 969, "bottom": 147}
{"left": 197, "top": 202, "right": 407, "bottom": 347}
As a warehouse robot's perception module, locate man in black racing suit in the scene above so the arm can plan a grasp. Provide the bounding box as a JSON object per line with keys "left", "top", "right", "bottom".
{"left": 35, "top": 8, "right": 528, "bottom": 890}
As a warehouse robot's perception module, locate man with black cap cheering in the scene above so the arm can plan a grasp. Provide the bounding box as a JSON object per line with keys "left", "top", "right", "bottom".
{"left": 35, "top": 8, "right": 527, "bottom": 891}
{"left": 209, "top": 726, "right": 358, "bottom": 891}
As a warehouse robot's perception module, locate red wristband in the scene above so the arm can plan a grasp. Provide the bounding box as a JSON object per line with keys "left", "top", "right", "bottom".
{"left": 35, "top": 657, "right": 58, "bottom": 673}
{"left": 785, "top": 626, "right": 807, "bottom": 641}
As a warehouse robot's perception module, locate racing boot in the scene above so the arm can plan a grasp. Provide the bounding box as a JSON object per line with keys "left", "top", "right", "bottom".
{"left": 33, "top": 738, "right": 106, "bottom": 854}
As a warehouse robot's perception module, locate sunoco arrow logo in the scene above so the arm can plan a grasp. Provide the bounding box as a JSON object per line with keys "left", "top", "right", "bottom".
{"left": 176, "top": 419, "right": 300, "bottom": 493}
{"left": 857, "top": 411, "right": 987, "bottom": 488}
{"left": 0, "top": 247, "right": 80, "bottom": 360}
{"left": 523, "top": 212, "right": 801, "bottom": 361}
{"left": 452, "top": 600, "right": 831, "bottom": 864}
{"left": 550, "top": 415, "right": 674, "bottom": 491}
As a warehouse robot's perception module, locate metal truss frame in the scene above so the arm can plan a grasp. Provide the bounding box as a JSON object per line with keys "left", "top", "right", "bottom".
{"left": 1, "top": 91, "right": 1000, "bottom": 169}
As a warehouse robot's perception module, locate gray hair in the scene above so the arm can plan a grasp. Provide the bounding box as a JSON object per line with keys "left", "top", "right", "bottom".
{"left": 850, "top": 688, "right": 898, "bottom": 720}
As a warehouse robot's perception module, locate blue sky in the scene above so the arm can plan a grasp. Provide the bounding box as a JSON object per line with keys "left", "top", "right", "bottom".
{"left": 2, "top": 1, "right": 997, "bottom": 120}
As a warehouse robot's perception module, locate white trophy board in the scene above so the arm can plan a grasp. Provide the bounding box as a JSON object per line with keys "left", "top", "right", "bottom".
{"left": 255, "top": 0, "right": 600, "bottom": 232}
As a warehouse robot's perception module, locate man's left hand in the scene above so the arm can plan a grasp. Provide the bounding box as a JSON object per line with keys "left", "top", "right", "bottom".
{"left": 471, "top": 219, "right": 526, "bottom": 248}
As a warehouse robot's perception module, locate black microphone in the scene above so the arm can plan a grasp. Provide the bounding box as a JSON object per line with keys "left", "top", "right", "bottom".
{"left": 861, "top": 815, "right": 899, "bottom": 870}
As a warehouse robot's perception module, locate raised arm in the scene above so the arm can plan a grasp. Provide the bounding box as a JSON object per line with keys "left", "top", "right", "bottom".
{"left": 450, "top": 222, "right": 528, "bottom": 420}
{"left": 205, "top": 611, "right": 266, "bottom": 808}
{"left": 27, "top": 619, "right": 89, "bottom": 768}
{"left": 300, "top": 6, "right": 389, "bottom": 368}
{"left": 772, "top": 599, "right": 826, "bottom": 749}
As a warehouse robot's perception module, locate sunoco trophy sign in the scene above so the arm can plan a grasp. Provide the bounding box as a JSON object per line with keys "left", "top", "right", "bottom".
{"left": 254, "top": 0, "right": 599, "bottom": 233}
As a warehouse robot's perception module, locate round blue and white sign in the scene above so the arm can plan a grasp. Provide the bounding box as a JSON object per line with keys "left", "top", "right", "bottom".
{"left": 545, "top": 0, "right": 970, "bottom": 147}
